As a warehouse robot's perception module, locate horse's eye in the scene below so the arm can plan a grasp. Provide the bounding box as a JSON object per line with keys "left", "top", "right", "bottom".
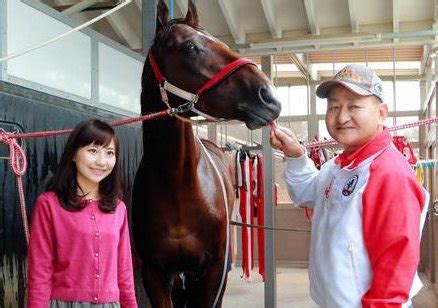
{"left": 183, "top": 41, "right": 197, "bottom": 53}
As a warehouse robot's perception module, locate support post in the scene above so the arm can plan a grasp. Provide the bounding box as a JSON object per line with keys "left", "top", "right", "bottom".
{"left": 208, "top": 124, "right": 217, "bottom": 143}
{"left": 0, "top": 0, "right": 7, "bottom": 81}
{"left": 261, "top": 55, "right": 277, "bottom": 308}
{"left": 142, "top": 0, "right": 156, "bottom": 56}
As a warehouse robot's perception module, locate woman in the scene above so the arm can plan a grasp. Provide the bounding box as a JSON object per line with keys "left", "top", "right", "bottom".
{"left": 27, "top": 119, "right": 137, "bottom": 308}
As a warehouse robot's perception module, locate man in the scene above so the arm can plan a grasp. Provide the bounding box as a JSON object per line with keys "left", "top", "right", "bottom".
{"left": 270, "top": 64, "right": 428, "bottom": 307}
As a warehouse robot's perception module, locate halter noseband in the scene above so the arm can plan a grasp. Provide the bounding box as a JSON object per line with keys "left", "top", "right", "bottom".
{"left": 148, "top": 52, "right": 256, "bottom": 122}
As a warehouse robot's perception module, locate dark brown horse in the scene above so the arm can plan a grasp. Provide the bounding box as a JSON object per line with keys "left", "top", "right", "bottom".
{"left": 132, "top": 1, "right": 281, "bottom": 307}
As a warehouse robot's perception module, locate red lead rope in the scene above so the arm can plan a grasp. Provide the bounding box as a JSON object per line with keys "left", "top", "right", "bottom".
{"left": 0, "top": 132, "right": 29, "bottom": 244}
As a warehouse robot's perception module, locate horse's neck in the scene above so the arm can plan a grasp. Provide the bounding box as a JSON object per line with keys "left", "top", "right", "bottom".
{"left": 142, "top": 107, "right": 200, "bottom": 178}
{"left": 141, "top": 68, "right": 203, "bottom": 178}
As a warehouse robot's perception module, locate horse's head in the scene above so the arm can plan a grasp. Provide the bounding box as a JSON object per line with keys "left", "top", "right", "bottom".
{"left": 144, "top": 0, "right": 281, "bottom": 130}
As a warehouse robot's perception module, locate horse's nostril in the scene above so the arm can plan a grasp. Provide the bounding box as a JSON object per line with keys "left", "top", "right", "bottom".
{"left": 258, "top": 86, "right": 274, "bottom": 105}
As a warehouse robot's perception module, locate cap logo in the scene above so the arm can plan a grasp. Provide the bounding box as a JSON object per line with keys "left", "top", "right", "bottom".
{"left": 373, "top": 83, "right": 382, "bottom": 96}
{"left": 342, "top": 175, "right": 359, "bottom": 196}
{"left": 335, "top": 69, "right": 364, "bottom": 84}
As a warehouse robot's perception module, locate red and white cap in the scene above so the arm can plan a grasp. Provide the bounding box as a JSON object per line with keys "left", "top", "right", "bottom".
{"left": 316, "top": 64, "right": 384, "bottom": 102}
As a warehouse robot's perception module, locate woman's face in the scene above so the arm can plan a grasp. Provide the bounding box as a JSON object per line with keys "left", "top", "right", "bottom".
{"left": 73, "top": 139, "right": 116, "bottom": 190}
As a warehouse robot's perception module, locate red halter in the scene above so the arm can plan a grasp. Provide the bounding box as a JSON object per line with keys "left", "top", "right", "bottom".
{"left": 148, "top": 52, "right": 256, "bottom": 121}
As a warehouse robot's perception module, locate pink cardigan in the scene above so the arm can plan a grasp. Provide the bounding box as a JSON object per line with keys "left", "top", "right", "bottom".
{"left": 27, "top": 191, "right": 137, "bottom": 308}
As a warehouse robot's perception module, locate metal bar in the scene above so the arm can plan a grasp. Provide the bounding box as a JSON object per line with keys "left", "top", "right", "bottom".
{"left": 169, "top": 0, "right": 174, "bottom": 19}
{"left": 207, "top": 124, "right": 217, "bottom": 143}
{"left": 261, "top": 55, "right": 276, "bottom": 308}
{"left": 0, "top": 0, "right": 6, "bottom": 81}
{"left": 142, "top": 0, "right": 156, "bottom": 56}
{"left": 91, "top": 40, "right": 99, "bottom": 105}
{"left": 308, "top": 83, "right": 317, "bottom": 139}
{"left": 63, "top": 0, "right": 100, "bottom": 15}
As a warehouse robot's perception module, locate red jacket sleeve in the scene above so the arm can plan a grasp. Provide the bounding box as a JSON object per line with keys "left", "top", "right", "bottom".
{"left": 117, "top": 202, "right": 138, "bottom": 308}
{"left": 361, "top": 162, "right": 425, "bottom": 307}
{"left": 27, "top": 194, "right": 55, "bottom": 308}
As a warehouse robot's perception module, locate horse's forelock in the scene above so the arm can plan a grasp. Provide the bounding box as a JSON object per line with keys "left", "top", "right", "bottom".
{"left": 154, "top": 19, "right": 207, "bottom": 45}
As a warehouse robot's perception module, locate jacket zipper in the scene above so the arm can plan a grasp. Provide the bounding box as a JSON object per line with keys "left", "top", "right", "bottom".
{"left": 348, "top": 243, "right": 361, "bottom": 295}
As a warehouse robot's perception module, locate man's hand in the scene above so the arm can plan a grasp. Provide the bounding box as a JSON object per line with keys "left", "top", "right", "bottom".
{"left": 270, "top": 126, "right": 306, "bottom": 158}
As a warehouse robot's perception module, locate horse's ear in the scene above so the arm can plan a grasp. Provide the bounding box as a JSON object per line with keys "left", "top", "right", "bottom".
{"left": 156, "top": 0, "right": 169, "bottom": 36}
{"left": 185, "top": 0, "right": 199, "bottom": 27}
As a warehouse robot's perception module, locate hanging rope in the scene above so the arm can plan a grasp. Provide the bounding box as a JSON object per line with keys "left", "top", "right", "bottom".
{"left": 0, "top": 131, "right": 29, "bottom": 244}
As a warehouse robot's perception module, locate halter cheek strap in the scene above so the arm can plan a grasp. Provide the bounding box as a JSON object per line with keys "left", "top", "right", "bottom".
{"left": 148, "top": 52, "right": 256, "bottom": 122}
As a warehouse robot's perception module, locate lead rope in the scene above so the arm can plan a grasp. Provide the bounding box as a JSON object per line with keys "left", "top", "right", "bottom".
{"left": 195, "top": 136, "right": 230, "bottom": 308}
{"left": 0, "top": 131, "right": 29, "bottom": 244}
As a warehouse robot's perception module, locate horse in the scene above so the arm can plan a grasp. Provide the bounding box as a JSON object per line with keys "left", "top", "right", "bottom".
{"left": 132, "top": 1, "right": 281, "bottom": 307}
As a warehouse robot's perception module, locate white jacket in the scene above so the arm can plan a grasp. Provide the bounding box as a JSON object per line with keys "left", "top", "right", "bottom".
{"left": 284, "top": 129, "right": 428, "bottom": 307}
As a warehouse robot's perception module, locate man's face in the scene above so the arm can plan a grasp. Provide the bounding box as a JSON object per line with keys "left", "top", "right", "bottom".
{"left": 325, "top": 86, "right": 388, "bottom": 154}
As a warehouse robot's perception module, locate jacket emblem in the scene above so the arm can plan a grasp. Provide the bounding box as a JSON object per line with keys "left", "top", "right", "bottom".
{"left": 342, "top": 175, "right": 359, "bottom": 196}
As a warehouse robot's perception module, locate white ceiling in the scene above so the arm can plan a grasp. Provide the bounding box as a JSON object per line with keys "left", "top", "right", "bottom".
{"left": 42, "top": 0, "right": 438, "bottom": 66}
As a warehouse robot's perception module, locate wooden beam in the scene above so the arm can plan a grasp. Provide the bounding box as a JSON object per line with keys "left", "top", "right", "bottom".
{"left": 62, "top": 0, "right": 104, "bottom": 15}
{"left": 433, "top": 0, "right": 438, "bottom": 40}
{"left": 303, "top": 0, "right": 319, "bottom": 35}
{"left": 348, "top": 0, "right": 359, "bottom": 33}
{"left": 175, "top": 0, "right": 187, "bottom": 17}
{"left": 260, "top": 0, "right": 281, "bottom": 39}
{"left": 106, "top": 10, "right": 142, "bottom": 50}
{"left": 218, "top": 0, "right": 245, "bottom": 44}
{"left": 393, "top": 0, "right": 400, "bottom": 42}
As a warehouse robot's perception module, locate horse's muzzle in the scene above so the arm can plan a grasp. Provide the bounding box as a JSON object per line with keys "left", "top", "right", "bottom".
{"left": 258, "top": 86, "right": 281, "bottom": 109}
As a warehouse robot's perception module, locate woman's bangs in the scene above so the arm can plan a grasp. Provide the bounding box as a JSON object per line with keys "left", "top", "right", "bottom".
{"left": 79, "top": 124, "right": 115, "bottom": 148}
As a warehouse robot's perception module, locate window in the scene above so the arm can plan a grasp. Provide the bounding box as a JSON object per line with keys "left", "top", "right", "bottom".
{"left": 277, "top": 86, "right": 308, "bottom": 116}
{"left": 318, "top": 120, "right": 331, "bottom": 140}
{"left": 316, "top": 95, "right": 327, "bottom": 114}
{"left": 395, "top": 81, "right": 420, "bottom": 111}
{"left": 382, "top": 81, "right": 394, "bottom": 111}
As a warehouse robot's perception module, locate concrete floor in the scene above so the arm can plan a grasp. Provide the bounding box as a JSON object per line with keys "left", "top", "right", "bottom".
{"left": 223, "top": 267, "right": 437, "bottom": 308}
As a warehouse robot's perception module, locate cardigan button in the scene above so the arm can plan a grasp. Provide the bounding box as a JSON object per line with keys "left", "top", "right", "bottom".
{"left": 93, "top": 296, "right": 98, "bottom": 301}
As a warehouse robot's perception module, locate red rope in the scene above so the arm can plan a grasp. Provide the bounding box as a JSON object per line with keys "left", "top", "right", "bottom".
{"left": 0, "top": 113, "right": 436, "bottom": 244}
{"left": 13, "top": 109, "right": 171, "bottom": 139}
{"left": 0, "top": 131, "right": 29, "bottom": 244}
{"left": 303, "top": 117, "right": 438, "bottom": 149}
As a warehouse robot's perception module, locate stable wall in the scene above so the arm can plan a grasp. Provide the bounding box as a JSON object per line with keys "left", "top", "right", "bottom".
{"left": 0, "top": 82, "right": 146, "bottom": 307}
{"left": 233, "top": 204, "right": 311, "bottom": 270}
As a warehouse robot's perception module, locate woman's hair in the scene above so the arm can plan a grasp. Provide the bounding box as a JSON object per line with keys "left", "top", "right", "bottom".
{"left": 49, "top": 119, "right": 121, "bottom": 212}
